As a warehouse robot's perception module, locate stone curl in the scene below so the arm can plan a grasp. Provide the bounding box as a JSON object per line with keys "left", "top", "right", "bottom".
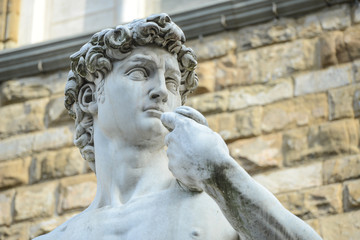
{"left": 64, "top": 13, "right": 198, "bottom": 172}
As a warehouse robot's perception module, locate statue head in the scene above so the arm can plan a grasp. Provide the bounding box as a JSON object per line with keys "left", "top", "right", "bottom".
{"left": 64, "top": 13, "right": 198, "bottom": 172}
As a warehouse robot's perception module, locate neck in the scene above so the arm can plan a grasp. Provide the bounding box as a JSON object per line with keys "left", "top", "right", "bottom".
{"left": 89, "top": 125, "right": 174, "bottom": 208}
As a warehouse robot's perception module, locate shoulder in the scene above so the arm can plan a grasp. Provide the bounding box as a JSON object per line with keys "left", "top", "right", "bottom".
{"left": 33, "top": 211, "right": 89, "bottom": 239}
{"left": 33, "top": 206, "right": 124, "bottom": 239}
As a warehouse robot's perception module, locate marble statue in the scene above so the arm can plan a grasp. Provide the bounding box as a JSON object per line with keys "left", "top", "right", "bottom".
{"left": 35, "top": 14, "right": 322, "bottom": 240}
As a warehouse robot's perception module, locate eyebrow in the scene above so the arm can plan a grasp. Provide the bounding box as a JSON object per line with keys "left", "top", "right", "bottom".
{"left": 125, "top": 54, "right": 158, "bottom": 71}
{"left": 165, "top": 68, "right": 181, "bottom": 80}
{"left": 128, "top": 54, "right": 154, "bottom": 63}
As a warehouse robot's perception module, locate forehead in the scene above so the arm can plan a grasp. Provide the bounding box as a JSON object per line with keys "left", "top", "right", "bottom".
{"left": 124, "top": 46, "right": 180, "bottom": 72}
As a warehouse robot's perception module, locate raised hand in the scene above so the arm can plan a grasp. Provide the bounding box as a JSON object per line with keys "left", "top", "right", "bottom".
{"left": 161, "top": 106, "right": 230, "bottom": 192}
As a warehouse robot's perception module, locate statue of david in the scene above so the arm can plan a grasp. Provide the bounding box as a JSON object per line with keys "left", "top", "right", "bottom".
{"left": 35, "top": 14, "right": 322, "bottom": 240}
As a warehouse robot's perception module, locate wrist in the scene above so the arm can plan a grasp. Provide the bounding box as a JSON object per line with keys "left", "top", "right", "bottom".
{"left": 201, "top": 155, "right": 237, "bottom": 188}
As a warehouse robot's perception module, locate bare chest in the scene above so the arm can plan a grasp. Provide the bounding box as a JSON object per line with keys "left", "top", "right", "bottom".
{"left": 56, "top": 190, "right": 238, "bottom": 240}
{"left": 119, "top": 192, "right": 236, "bottom": 240}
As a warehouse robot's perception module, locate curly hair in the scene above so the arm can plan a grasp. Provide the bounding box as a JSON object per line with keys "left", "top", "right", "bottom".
{"left": 64, "top": 13, "right": 198, "bottom": 172}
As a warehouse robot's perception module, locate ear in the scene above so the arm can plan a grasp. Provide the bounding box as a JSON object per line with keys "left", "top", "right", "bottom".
{"left": 78, "top": 83, "right": 98, "bottom": 115}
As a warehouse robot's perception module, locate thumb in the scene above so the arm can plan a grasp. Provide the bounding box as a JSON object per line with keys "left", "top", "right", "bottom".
{"left": 161, "top": 112, "right": 183, "bottom": 132}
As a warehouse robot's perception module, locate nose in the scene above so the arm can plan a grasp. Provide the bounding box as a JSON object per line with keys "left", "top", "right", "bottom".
{"left": 149, "top": 72, "right": 168, "bottom": 103}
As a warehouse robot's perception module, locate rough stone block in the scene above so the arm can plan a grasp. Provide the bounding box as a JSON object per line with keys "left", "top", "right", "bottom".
{"left": 237, "top": 18, "right": 296, "bottom": 49}
{"left": 0, "top": 223, "right": 29, "bottom": 240}
{"left": 187, "top": 32, "right": 236, "bottom": 61}
{"left": 276, "top": 184, "right": 342, "bottom": 219}
{"left": 216, "top": 106, "right": 262, "bottom": 141}
{"left": 217, "top": 112, "right": 236, "bottom": 141}
{"left": 344, "top": 179, "right": 360, "bottom": 211}
{"left": 239, "top": 38, "right": 318, "bottom": 83}
{"left": 296, "top": 14, "right": 322, "bottom": 38}
{"left": 344, "top": 24, "right": 360, "bottom": 60}
{"left": 0, "top": 126, "right": 74, "bottom": 162}
{"left": 36, "top": 126, "right": 75, "bottom": 152}
{"left": 294, "top": 63, "right": 352, "bottom": 96}
{"left": 0, "top": 136, "right": 32, "bottom": 163}
{"left": 14, "top": 182, "right": 57, "bottom": 221}
{"left": 45, "top": 96, "right": 72, "bottom": 127}
{"left": 0, "top": 189, "right": 15, "bottom": 226}
{"left": 0, "top": 71, "right": 67, "bottom": 104}
{"left": 354, "top": 59, "right": 360, "bottom": 83}
{"left": 283, "top": 119, "right": 359, "bottom": 165}
{"left": 229, "top": 133, "right": 282, "bottom": 174}
{"left": 319, "top": 210, "right": 360, "bottom": 240}
{"left": 328, "top": 83, "right": 360, "bottom": 120}
{"left": 0, "top": 98, "right": 48, "bottom": 139}
{"left": 319, "top": 31, "right": 350, "bottom": 67}
{"left": 261, "top": 93, "right": 328, "bottom": 133}
{"left": 253, "top": 162, "right": 322, "bottom": 194}
{"left": 303, "top": 184, "right": 342, "bottom": 219}
{"left": 0, "top": 157, "right": 31, "bottom": 188}
{"left": 233, "top": 107, "right": 262, "bottom": 139}
{"left": 318, "top": 4, "right": 351, "bottom": 31}
{"left": 194, "top": 61, "right": 216, "bottom": 94}
{"left": 282, "top": 127, "right": 308, "bottom": 165}
{"left": 235, "top": 50, "right": 262, "bottom": 85}
{"left": 266, "top": 19, "right": 297, "bottom": 42}
{"left": 30, "top": 148, "right": 85, "bottom": 182}
{"left": 262, "top": 38, "right": 318, "bottom": 80}
{"left": 215, "top": 53, "right": 241, "bottom": 89}
{"left": 308, "top": 119, "right": 359, "bottom": 155}
{"left": 323, "top": 154, "right": 360, "bottom": 184}
{"left": 228, "top": 78, "right": 293, "bottom": 111}
{"left": 186, "top": 90, "right": 229, "bottom": 115}
{"left": 58, "top": 174, "right": 96, "bottom": 214}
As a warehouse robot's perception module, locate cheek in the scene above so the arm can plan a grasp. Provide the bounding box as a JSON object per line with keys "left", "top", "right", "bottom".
{"left": 167, "top": 93, "right": 182, "bottom": 110}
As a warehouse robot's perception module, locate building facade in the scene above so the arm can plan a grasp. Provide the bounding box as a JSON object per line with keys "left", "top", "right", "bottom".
{"left": 0, "top": 0, "right": 360, "bottom": 239}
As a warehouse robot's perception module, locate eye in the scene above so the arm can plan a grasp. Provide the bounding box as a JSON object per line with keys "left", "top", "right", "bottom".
{"left": 126, "top": 68, "right": 148, "bottom": 81}
{"left": 166, "top": 78, "right": 179, "bottom": 94}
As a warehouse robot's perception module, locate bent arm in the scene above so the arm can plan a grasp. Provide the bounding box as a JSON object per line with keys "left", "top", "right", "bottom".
{"left": 201, "top": 156, "right": 322, "bottom": 240}
{"left": 161, "top": 109, "right": 322, "bottom": 239}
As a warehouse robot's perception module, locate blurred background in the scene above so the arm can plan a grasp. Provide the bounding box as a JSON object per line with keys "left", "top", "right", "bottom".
{"left": 0, "top": 0, "right": 360, "bottom": 239}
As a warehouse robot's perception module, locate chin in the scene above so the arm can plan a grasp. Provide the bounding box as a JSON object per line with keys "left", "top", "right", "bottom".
{"left": 138, "top": 119, "right": 168, "bottom": 141}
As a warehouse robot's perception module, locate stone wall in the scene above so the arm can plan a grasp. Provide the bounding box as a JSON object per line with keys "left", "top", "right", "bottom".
{"left": 0, "top": 3, "right": 359, "bottom": 239}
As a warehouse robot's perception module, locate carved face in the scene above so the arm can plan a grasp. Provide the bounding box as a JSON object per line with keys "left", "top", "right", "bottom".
{"left": 95, "top": 46, "right": 182, "bottom": 147}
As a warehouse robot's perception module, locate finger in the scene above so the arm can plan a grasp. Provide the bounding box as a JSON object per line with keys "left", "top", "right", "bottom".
{"left": 175, "top": 106, "right": 208, "bottom": 127}
{"left": 161, "top": 112, "right": 184, "bottom": 132}
{"left": 164, "top": 132, "right": 173, "bottom": 146}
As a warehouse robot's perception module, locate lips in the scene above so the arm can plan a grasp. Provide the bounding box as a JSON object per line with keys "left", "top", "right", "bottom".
{"left": 144, "top": 106, "right": 164, "bottom": 112}
{"left": 143, "top": 106, "right": 164, "bottom": 118}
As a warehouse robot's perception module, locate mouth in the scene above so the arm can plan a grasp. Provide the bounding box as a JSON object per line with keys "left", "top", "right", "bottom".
{"left": 143, "top": 107, "right": 164, "bottom": 118}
